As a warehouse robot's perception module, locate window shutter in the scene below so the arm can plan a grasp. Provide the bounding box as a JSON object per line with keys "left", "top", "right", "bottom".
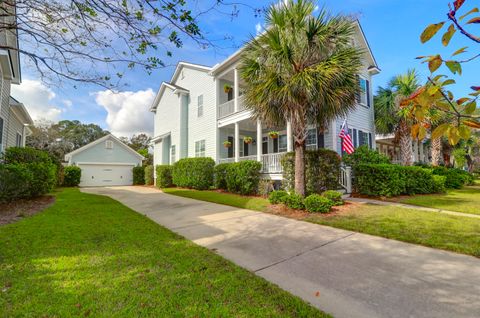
{"left": 366, "top": 80, "right": 371, "bottom": 107}
{"left": 368, "top": 133, "right": 373, "bottom": 149}
{"left": 353, "top": 129, "right": 358, "bottom": 148}
{"left": 317, "top": 133, "right": 324, "bottom": 148}
{"left": 359, "top": 131, "right": 365, "bottom": 146}
{"left": 355, "top": 76, "right": 360, "bottom": 104}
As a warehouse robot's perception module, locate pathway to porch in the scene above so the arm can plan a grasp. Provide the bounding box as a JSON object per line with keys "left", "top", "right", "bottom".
{"left": 83, "top": 186, "right": 480, "bottom": 318}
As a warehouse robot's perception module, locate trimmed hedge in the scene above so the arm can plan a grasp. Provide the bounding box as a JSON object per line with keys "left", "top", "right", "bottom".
{"left": 214, "top": 163, "right": 231, "bottom": 190}
{"left": 432, "top": 175, "right": 447, "bottom": 193}
{"left": 343, "top": 145, "right": 390, "bottom": 167}
{"left": 172, "top": 158, "right": 215, "bottom": 190}
{"left": 156, "top": 165, "right": 173, "bottom": 188}
{"left": 304, "top": 194, "right": 334, "bottom": 213}
{"left": 354, "top": 164, "right": 448, "bottom": 197}
{"left": 225, "top": 160, "right": 262, "bottom": 195}
{"left": 282, "top": 149, "right": 341, "bottom": 195}
{"left": 133, "top": 166, "right": 145, "bottom": 185}
{"left": 63, "top": 166, "right": 81, "bottom": 187}
{"left": 0, "top": 164, "right": 33, "bottom": 203}
{"left": 432, "top": 166, "right": 474, "bottom": 189}
{"left": 0, "top": 147, "right": 57, "bottom": 202}
{"left": 144, "top": 165, "right": 154, "bottom": 185}
{"left": 268, "top": 190, "right": 289, "bottom": 204}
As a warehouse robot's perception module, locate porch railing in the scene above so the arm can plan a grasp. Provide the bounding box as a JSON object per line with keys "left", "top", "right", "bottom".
{"left": 239, "top": 155, "right": 257, "bottom": 161}
{"left": 218, "top": 158, "right": 235, "bottom": 164}
{"left": 217, "top": 96, "right": 245, "bottom": 119}
{"left": 261, "top": 153, "right": 285, "bottom": 174}
{"left": 339, "top": 165, "right": 352, "bottom": 194}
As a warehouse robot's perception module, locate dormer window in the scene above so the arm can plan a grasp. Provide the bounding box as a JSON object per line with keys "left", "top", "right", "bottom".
{"left": 105, "top": 140, "right": 113, "bottom": 149}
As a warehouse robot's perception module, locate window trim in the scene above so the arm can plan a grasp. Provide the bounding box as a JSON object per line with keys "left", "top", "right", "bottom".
{"left": 357, "top": 75, "right": 369, "bottom": 108}
{"left": 306, "top": 128, "right": 317, "bottom": 149}
{"left": 195, "top": 139, "right": 206, "bottom": 157}
{"left": 15, "top": 132, "right": 22, "bottom": 147}
{"left": 197, "top": 94, "right": 204, "bottom": 117}
{"left": 170, "top": 145, "right": 176, "bottom": 163}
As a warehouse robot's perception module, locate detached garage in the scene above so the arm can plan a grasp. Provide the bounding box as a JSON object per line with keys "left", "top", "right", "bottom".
{"left": 65, "top": 134, "right": 144, "bottom": 187}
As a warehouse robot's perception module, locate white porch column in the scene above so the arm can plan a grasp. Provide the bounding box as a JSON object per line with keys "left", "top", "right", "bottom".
{"left": 234, "top": 68, "right": 239, "bottom": 112}
{"left": 413, "top": 140, "right": 419, "bottom": 163}
{"left": 234, "top": 122, "right": 240, "bottom": 162}
{"left": 286, "top": 121, "right": 293, "bottom": 152}
{"left": 256, "top": 119, "right": 262, "bottom": 162}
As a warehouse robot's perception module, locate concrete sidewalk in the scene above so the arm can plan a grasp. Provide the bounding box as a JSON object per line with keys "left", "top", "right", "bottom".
{"left": 82, "top": 186, "right": 480, "bottom": 318}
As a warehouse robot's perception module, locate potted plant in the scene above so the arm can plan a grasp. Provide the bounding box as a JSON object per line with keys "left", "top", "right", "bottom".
{"left": 268, "top": 131, "right": 279, "bottom": 139}
{"left": 223, "top": 140, "right": 232, "bottom": 148}
{"left": 243, "top": 136, "right": 253, "bottom": 144}
{"left": 223, "top": 84, "right": 232, "bottom": 94}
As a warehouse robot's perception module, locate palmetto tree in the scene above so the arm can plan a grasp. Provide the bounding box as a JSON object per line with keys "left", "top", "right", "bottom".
{"left": 240, "top": 0, "right": 362, "bottom": 196}
{"left": 374, "top": 70, "right": 420, "bottom": 166}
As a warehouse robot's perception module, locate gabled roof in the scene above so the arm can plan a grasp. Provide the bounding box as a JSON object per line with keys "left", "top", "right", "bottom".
{"left": 64, "top": 134, "right": 145, "bottom": 161}
{"left": 210, "top": 19, "right": 380, "bottom": 75}
{"left": 150, "top": 62, "right": 211, "bottom": 112}
{"left": 9, "top": 96, "right": 33, "bottom": 125}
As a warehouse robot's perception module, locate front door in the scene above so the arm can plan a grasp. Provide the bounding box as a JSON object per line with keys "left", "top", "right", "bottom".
{"left": 228, "top": 136, "right": 234, "bottom": 158}
{"left": 262, "top": 137, "right": 268, "bottom": 154}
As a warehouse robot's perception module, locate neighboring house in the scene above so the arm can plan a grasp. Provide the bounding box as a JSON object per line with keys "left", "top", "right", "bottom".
{"left": 0, "top": 4, "right": 28, "bottom": 153}
{"left": 376, "top": 134, "right": 432, "bottom": 164}
{"left": 150, "top": 21, "right": 379, "bottom": 182}
{"left": 64, "top": 134, "right": 144, "bottom": 187}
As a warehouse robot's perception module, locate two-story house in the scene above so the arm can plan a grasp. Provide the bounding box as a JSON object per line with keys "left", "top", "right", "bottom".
{"left": 150, "top": 20, "right": 379, "bottom": 182}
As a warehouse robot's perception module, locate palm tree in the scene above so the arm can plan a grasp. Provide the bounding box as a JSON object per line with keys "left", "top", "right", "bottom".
{"left": 240, "top": 0, "right": 362, "bottom": 196}
{"left": 374, "top": 70, "right": 420, "bottom": 166}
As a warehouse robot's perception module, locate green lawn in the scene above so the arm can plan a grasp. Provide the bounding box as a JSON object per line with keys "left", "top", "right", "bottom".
{"left": 0, "top": 188, "right": 328, "bottom": 317}
{"left": 307, "top": 204, "right": 480, "bottom": 257}
{"left": 162, "top": 187, "right": 270, "bottom": 212}
{"left": 399, "top": 183, "right": 480, "bottom": 216}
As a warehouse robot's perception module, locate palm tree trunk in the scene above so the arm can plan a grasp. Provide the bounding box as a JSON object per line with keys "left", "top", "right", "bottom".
{"left": 399, "top": 120, "right": 413, "bottom": 166}
{"left": 294, "top": 142, "right": 305, "bottom": 196}
{"left": 431, "top": 137, "right": 442, "bottom": 166}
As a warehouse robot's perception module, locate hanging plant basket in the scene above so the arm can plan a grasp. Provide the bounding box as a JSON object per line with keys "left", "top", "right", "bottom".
{"left": 243, "top": 137, "right": 253, "bottom": 144}
{"left": 268, "top": 131, "right": 279, "bottom": 139}
{"left": 223, "top": 141, "right": 232, "bottom": 148}
{"left": 224, "top": 84, "right": 233, "bottom": 94}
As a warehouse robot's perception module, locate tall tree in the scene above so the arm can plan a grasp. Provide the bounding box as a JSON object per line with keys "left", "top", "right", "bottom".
{"left": 241, "top": 0, "right": 362, "bottom": 196}
{"left": 0, "top": 0, "right": 260, "bottom": 88}
{"left": 374, "top": 70, "right": 420, "bottom": 166}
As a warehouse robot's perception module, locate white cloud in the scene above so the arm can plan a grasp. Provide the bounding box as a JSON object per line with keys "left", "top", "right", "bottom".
{"left": 11, "top": 79, "right": 63, "bottom": 121}
{"left": 94, "top": 89, "right": 155, "bottom": 137}
{"left": 62, "top": 99, "right": 73, "bottom": 108}
{"left": 255, "top": 23, "right": 263, "bottom": 34}
{"left": 314, "top": 5, "right": 319, "bottom": 12}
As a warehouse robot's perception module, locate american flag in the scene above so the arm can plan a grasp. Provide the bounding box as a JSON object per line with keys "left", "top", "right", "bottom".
{"left": 339, "top": 120, "right": 355, "bottom": 154}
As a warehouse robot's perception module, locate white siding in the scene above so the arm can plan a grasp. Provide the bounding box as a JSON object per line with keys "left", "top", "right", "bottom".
{"left": 6, "top": 109, "right": 23, "bottom": 148}
{"left": 0, "top": 65, "right": 11, "bottom": 152}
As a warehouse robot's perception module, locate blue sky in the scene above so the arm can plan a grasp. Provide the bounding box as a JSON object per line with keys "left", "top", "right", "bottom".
{"left": 11, "top": 0, "right": 477, "bottom": 137}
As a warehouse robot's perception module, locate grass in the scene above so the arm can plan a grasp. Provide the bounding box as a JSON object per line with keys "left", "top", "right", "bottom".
{"left": 162, "top": 187, "right": 270, "bottom": 212}
{"left": 399, "top": 182, "right": 480, "bottom": 216}
{"left": 0, "top": 188, "right": 328, "bottom": 317}
{"left": 307, "top": 204, "right": 480, "bottom": 257}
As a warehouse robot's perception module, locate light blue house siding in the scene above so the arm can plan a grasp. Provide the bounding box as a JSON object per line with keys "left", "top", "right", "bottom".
{"left": 69, "top": 136, "right": 142, "bottom": 166}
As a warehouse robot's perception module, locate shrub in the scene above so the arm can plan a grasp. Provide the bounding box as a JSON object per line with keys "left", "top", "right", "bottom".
{"left": 432, "top": 175, "right": 447, "bottom": 193}
{"left": 343, "top": 145, "right": 390, "bottom": 167}
{"left": 156, "top": 165, "right": 173, "bottom": 188}
{"left": 258, "top": 178, "right": 275, "bottom": 197}
{"left": 144, "top": 165, "right": 154, "bottom": 185}
{"left": 304, "top": 194, "right": 334, "bottom": 213}
{"left": 268, "top": 190, "right": 289, "bottom": 204}
{"left": 133, "top": 166, "right": 145, "bottom": 185}
{"left": 27, "top": 162, "right": 57, "bottom": 196}
{"left": 0, "top": 164, "right": 33, "bottom": 203}
{"left": 354, "top": 164, "right": 405, "bottom": 197}
{"left": 282, "top": 149, "right": 341, "bottom": 195}
{"left": 3, "top": 146, "right": 52, "bottom": 165}
{"left": 284, "top": 193, "right": 304, "bottom": 210}
{"left": 322, "top": 190, "right": 343, "bottom": 206}
{"left": 214, "top": 163, "right": 231, "bottom": 190}
{"left": 63, "top": 166, "right": 82, "bottom": 187}
{"left": 432, "top": 166, "right": 474, "bottom": 189}
{"left": 403, "top": 166, "right": 437, "bottom": 195}
{"left": 172, "top": 158, "right": 215, "bottom": 190}
{"left": 225, "top": 160, "right": 262, "bottom": 195}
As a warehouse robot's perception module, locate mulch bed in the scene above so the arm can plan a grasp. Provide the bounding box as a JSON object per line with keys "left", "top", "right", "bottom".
{"left": 265, "top": 201, "right": 363, "bottom": 221}
{"left": 0, "top": 196, "right": 55, "bottom": 226}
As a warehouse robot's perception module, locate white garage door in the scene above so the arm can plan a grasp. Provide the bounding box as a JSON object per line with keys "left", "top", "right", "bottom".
{"left": 78, "top": 164, "right": 134, "bottom": 187}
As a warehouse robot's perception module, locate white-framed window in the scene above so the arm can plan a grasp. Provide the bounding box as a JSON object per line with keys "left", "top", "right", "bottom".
{"left": 306, "top": 128, "right": 317, "bottom": 150}
{"left": 279, "top": 134, "right": 287, "bottom": 152}
{"left": 15, "top": 132, "right": 22, "bottom": 147}
{"left": 357, "top": 76, "right": 370, "bottom": 107}
{"left": 170, "top": 145, "right": 176, "bottom": 163}
{"left": 197, "top": 94, "right": 203, "bottom": 117}
{"left": 105, "top": 140, "right": 113, "bottom": 149}
{"left": 195, "top": 140, "right": 205, "bottom": 157}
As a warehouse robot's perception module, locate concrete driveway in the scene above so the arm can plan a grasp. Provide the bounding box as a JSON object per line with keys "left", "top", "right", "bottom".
{"left": 82, "top": 186, "right": 480, "bottom": 318}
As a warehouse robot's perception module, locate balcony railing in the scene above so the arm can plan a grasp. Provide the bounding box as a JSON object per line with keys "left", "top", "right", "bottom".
{"left": 261, "top": 153, "right": 285, "bottom": 173}
{"left": 218, "top": 157, "right": 235, "bottom": 164}
{"left": 218, "top": 96, "right": 245, "bottom": 119}
{"left": 239, "top": 155, "right": 257, "bottom": 161}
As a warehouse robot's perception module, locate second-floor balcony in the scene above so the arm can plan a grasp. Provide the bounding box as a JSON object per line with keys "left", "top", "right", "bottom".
{"left": 218, "top": 95, "right": 246, "bottom": 119}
